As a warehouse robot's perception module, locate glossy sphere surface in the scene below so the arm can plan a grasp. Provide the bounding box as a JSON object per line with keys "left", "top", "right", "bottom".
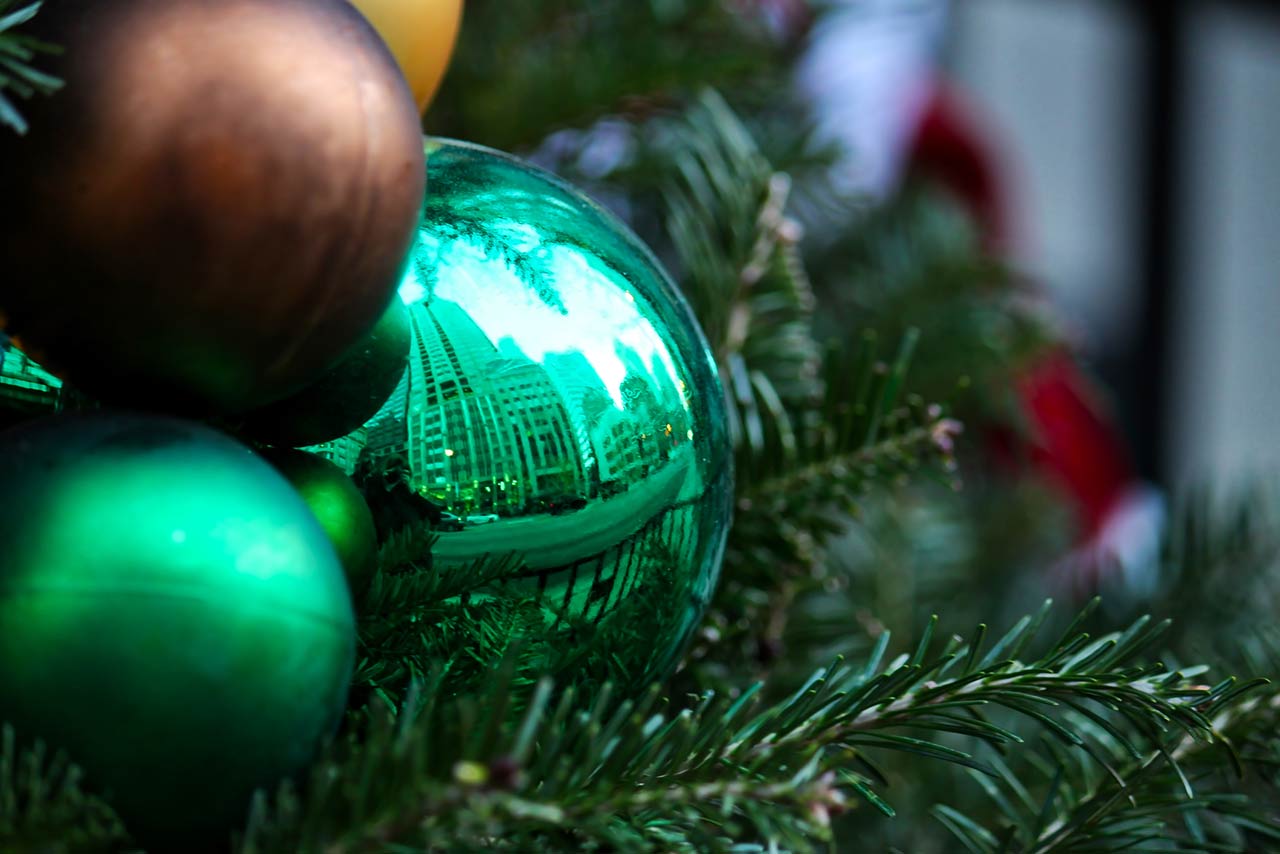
{"left": 0, "top": 0, "right": 426, "bottom": 414}
{"left": 307, "top": 139, "right": 733, "bottom": 691}
{"left": 0, "top": 414, "right": 355, "bottom": 844}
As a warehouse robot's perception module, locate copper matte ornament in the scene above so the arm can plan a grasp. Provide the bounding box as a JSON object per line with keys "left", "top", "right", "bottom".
{"left": 0, "top": 0, "right": 426, "bottom": 414}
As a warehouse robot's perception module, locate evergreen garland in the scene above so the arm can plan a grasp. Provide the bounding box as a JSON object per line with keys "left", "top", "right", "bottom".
{"left": 3, "top": 2, "right": 1279, "bottom": 852}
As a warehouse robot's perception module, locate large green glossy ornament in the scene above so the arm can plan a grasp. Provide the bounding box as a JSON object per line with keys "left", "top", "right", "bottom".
{"left": 0, "top": 414, "right": 355, "bottom": 847}
{"left": 306, "top": 138, "right": 733, "bottom": 692}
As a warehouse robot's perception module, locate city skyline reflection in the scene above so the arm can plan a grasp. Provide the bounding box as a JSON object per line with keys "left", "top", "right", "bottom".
{"left": 0, "top": 139, "right": 733, "bottom": 693}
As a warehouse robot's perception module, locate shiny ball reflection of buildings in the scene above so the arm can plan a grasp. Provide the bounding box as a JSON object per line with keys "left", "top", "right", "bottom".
{"left": 306, "top": 138, "right": 733, "bottom": 690}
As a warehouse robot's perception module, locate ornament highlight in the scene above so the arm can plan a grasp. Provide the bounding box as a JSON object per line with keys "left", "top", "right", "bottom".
{"left": 352, "top": 0, "right": 464, "bottom": 113}
{"left": 0, "top": 0, "right": 426, "bottom": 414}
{"left": 306, "top": 138, "right": 733, "bottom": 692}
{"left": 0, "top": 413, "right": 355, "bottom": 845}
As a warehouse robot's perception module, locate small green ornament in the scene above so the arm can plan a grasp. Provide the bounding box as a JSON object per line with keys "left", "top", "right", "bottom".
{"left": 260, "top": 446, "right": 379, "bottom": 599}
{"left": 0, "top": 413, "right": 355, "bottom": 847}
{"left": 310, "top": 138, "right": 733, "bottom": 695}
{"left": 234, "top": 299, "right": 412, "bottom": 447}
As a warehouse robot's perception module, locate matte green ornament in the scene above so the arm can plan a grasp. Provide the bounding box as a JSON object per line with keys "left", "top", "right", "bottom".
{"left": 233, "top": 299, "right": 412, "bottom": 447}
{"left": 306, "top": 138, "right": 733, "bottom": 693}
{"left": 0, "top": 413, "right": 355, "bottom": 847}
{"left": 260, "top": 446, "right": 378, "bottom": 599}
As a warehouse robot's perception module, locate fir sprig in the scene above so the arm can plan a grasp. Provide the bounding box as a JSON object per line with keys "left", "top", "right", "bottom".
{"left": 654, "top": 91, "right": 959, "bottom": 692}
{"left": 238, "top": 605, "right": 1265, "bottom": 853}
{"left": 0, "top": 725, "right": 128, "bottom": 852}
{"left": 939, "top": 724, "right": 1280, "bottom": 852}
{"left": 429, "top": 0, "right": 781, "bottom": 151}
{"left": 0, "top": 0, "right": 60, "bottom": 135}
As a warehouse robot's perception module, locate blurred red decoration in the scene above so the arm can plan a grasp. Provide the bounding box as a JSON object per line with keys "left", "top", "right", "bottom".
{"left": 903, "top": 76, "right": 1155, "bottom": 588}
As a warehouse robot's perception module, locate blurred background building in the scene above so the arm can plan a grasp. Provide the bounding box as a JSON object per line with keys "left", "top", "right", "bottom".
{"left": 800, "top": 0, "right": 1279, "bottom": 492}
{"left": 949, "top": 0, "right": 1280, "bottom": 488}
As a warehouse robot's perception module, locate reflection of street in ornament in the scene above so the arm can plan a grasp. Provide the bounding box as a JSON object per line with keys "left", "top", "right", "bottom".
{"left": 301, "top": 138, "right": 733, "bottom": 693}
{"left": 433, "top": 443, "right": 692, "bottom": 567}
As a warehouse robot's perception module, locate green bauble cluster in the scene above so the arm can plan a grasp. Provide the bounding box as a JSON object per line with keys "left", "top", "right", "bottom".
{"left": 0, "top": 414, "right": 355, "bottom": 847}
{"left": 0, "top": 134, "right": 733, "bottom": 848}
{"left": 306, "top": 138, "right": 734, "bottom": 693}
{"left": 0, "top": 3, "right": 417, "bottom": 836}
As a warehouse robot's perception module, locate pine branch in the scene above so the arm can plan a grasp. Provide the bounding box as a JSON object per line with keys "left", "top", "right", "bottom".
{"left": 429, "top": 0, "right": 781, "bottom": 151}
{"left": 651, "top": 90, "right": 962, "bottom": 691}
{"left": 939, "top": 715, "right": 1280, "bottom": 853}
{"left": 1103, "top": 481, "right": 1280, "bottom": 667}
{"left": 353, "top": 539, "right": 540, "bottom": 712}
{"left": 663, "top": 89, "right": 822, "bottom": 405}
{"left": 0, "top": 725, "right": 128, "bottom": 853}
{"left": 239, "top": 604, "right": 1263, "bottom": 853}
{"left": 0, "top": 1, "right": 61, "bottom": 135}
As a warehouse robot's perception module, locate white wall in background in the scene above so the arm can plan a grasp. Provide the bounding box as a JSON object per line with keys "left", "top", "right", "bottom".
{"left": 1170, "top": 5, "right": 1280, "bottom": 485}
{"left": 949, "top": 0, "right": 1144, "bottom": 356}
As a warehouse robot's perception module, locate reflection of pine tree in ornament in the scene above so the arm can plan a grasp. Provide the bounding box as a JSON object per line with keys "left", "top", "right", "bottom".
{"left": 305, "top": 138, "right": 734, "bottom": 697}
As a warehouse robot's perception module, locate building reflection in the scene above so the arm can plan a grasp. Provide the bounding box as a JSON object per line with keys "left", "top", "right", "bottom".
{"left": 0, "top": 341, "right": 99, "bottom": 430}
{"left": 307, "top": 294, "right": 694, "bottom": 522}
{"left": 0, "top": 345, "right": 61, "bottom": 416}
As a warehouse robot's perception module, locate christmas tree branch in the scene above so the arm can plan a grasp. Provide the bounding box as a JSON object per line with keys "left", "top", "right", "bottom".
{"left": 0, "top": 1, "right": 61, "bottom": 134}
{"left": 663, "top": 90, "right": 822, "bottom": 405}
{"left": 429, "top": 0, "right": 780, "bottom": 151}
{"left": 239, "top": 604, "right": 1264, "bottom": 853}
{"left": 0, "top": 725, "right": 127, "bottom": 852}
{"left": 938, "top": 702, "right": 1280, "bottom": 854}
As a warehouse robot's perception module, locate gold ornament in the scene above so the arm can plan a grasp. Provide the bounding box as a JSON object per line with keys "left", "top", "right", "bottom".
{"left": 351, "top": 0, "right": 464, "bottom": 113}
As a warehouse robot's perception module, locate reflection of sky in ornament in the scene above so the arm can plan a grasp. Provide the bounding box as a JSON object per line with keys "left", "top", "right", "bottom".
{"left": 399, "top": 225, "right": 690, "bottom": 412}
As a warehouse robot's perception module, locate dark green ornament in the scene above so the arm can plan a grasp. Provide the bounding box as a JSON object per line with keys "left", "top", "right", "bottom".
{"left": 307, "top": 138, "right": 733, "bottom": 694}
{"left": 260, "top": 447, "right": 378, "bottom": 599}
{"left": 0, "top": 413, "right": 355, "bottom": 847}
{"left": 234, "top": 299, "right": 412, "bottom": 447}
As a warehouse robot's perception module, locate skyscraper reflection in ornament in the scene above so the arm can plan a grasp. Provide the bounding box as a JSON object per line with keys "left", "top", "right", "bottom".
{"left": 306, "top": 139, "right": 732, "bottom": 691}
